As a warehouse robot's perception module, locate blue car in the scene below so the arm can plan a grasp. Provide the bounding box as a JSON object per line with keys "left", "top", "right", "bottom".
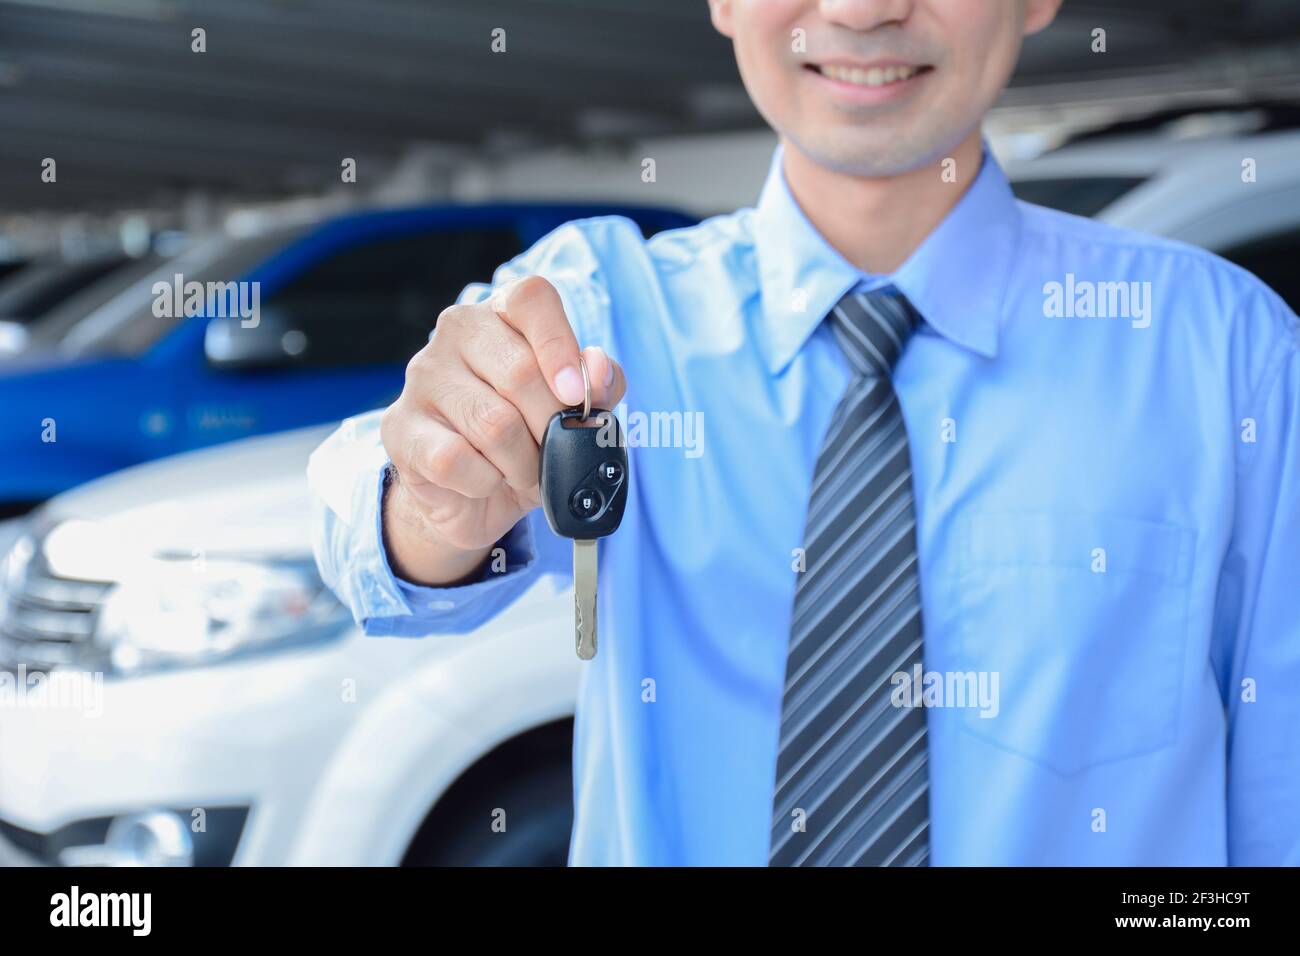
{"left": 0, "top": 203, "right": 694, "bottom": 516}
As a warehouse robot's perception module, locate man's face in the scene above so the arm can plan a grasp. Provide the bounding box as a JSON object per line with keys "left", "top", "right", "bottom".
{"left": 711, "top": 0, "right": 1062, "bottom": 176}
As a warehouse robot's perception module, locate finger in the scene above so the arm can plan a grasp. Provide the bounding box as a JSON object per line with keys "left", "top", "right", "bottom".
{"left": 581, "top": 344, "right": 627, "bottom": 410}
{"left": 395, "top": 416, "right": 505, "bottom": 500}
{"left": 459, "top": 311, "right": 561, "bottom": 444}
{"left": 491, "top": 275, "right": 585, "bottom": 407}
{"left": 389, "top": 477, "right": 489, "bottom": 552}
{"left": 394, "top": 467, "right": 477, "bottom": 517}
{"left": 425, "top": 362, "right": 540, "bottom": 493}
{"left": 388, "top": 465, "right": 532, "bottom": 555}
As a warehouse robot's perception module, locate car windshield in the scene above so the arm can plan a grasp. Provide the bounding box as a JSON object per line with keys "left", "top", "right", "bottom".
{"left": 1010, "top": 176, "right": 1148, "bottom": 218}
{"left": 29, "top": 228, "right": 303, "bottom": 358}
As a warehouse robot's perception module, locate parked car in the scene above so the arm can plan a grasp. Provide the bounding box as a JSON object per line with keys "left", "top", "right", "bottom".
{"left": 1006, "top": 122, "right": 1300, "bottom": 311}
{"left": 0, "top": 202, "right": 694, "bottom": 518}
{"left": 2, "top": 123, "right": 1297, "bottom": 868}
{"left": 0, "top": 252, "right": 167, "bottom": 358}
{"left": 0, "top": 422, "right": 577, "bottom": 866}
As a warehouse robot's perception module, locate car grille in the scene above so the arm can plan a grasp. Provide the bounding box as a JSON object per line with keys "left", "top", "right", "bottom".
{"left": 0, "top": 534, "right": 113, "bottom": 671}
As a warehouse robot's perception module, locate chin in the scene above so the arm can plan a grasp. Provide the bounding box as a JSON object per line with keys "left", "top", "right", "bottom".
{"left": 791, "top": 128, "right": 944, "bottom": 178}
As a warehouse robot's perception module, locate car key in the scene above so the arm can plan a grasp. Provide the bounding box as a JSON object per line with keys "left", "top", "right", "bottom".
{"left": 538, "top": 361, "right": 628, "bottom": 660}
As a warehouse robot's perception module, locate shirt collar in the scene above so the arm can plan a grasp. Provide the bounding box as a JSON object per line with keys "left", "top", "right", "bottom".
{"left": 752, "top": 140, "right": 1021, "bottom": 374}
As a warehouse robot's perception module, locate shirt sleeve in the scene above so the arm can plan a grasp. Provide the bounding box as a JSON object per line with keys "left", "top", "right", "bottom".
{"left": 307, "top": 221, "right": 610, "bottom": 636}
{"left": 307, "top": 407, "right": 573, "bottom": 635}
{"left": 1221, "top": 293, "right": 1300, "bottom": 865}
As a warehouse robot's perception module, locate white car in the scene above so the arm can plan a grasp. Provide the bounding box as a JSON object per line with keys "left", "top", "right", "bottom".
{"left": 1005, "top": 123, "right": 1300, "bottom": 307}
{"left": 0, "top": 424, "right": 578, "bottom": 866}
{"left": 1, "top": 120, "right": 1297, "bottom": 868}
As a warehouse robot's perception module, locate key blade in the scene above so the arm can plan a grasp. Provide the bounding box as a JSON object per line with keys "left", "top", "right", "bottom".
{"left": 574, "top": 538, "right": 598, "bottom": 660}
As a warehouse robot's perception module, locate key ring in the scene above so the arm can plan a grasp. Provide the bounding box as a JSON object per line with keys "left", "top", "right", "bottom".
{"left": 577, "top": 353, "right": 592, "bottom": 422}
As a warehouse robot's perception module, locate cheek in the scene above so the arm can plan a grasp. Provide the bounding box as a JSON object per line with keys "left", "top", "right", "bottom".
{"left": 939, "top": 13, "right": 1022, "bottom": 104}
{"left": 732, "top": 0, "right": 804, "bottom": 72}
{"left": 744, "top": 0, "right": 807, "bottom": 33}
{"left": 733, "top": 38, "right": 778, "bottom": 105}
{"left": 973, "top": 34, "right": 1021, "bottom": 99}
{"left": 733, "top": 23, "right": 799, "bottom": 108}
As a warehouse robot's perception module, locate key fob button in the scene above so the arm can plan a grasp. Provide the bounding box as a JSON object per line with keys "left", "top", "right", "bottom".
{"left": 570, "top": 487, "right": 604, "bottom": 520}
{"left": 598, "top": 460, "right": 623, "bottom": 484}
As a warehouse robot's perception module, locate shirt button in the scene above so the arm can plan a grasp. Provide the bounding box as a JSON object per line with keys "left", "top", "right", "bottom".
{"left": 428, "top": 599, "right": 455, "bottom": 611}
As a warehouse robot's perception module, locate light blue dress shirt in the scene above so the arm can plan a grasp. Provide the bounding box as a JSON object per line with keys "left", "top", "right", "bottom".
{"left": 309, "top": 144, "right": 1300, "bottom": 866}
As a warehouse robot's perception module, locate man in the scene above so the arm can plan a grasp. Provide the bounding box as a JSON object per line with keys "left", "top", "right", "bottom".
{"left": 309, "top": 0, "right": 1299, "bottom": 865}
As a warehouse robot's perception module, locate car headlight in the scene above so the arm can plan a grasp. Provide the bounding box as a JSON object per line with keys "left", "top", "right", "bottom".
{"left": 94, "top": 556, "right": 350, "bottom": 674}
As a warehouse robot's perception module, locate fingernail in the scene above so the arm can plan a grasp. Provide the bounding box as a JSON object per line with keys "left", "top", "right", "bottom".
{"left": 596, "top": 346, "right": 615, "bottom": 387}
{"left": 554, "top": 365, "right": 585, "bottom": 405}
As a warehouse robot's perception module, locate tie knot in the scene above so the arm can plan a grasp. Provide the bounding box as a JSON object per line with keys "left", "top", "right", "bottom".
{"left": 829, "top": 287, "right": 923, "bottom": 377}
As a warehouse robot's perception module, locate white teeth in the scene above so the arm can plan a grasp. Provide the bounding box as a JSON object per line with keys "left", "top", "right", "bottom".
{"left": 819, "top": 63, "right": 920, "bottom": 87}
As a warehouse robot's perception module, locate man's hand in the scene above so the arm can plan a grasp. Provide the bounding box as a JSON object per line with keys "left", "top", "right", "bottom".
{"left": 380, "top": 275, "right": 626, "bottom": 586}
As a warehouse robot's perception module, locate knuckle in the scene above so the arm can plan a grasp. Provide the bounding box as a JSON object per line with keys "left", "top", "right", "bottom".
{"left": 380, "top": 402, "right": 418, "bottom": 466}
{"left": 475, "top": 398, "right": 522, "bottom": 447}
{"left": 435, "top": 302, "right": 473, "bottom": 332}
{"left": 469, "top": 471, "right": 504, "bottom": 499}
{"left": 503, "top": 274, "right": 555, "bottom": 310}
{"left": 423, "top": 435, "right": 464, "bottom": 486}
{"left": 497, "top": 348, "right": 539, "bottom": 396}
{"left": 404, "top": 342, "right": 435, "bottom": 382}
{"left": 531, "top": 327, "right": 571, "bottom": 364}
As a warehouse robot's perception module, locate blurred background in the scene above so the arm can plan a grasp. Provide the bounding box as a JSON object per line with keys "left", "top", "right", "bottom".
{"left": 0, "top": 0, "right": 1297, "bottom": 867}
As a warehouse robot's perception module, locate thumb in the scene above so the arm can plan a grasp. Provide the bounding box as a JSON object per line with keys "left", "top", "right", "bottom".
{"left": 581, "top": 345, "right": 626, "bottom": 410}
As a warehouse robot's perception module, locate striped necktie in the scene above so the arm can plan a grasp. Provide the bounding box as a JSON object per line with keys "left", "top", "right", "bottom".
{"left": 770, "top": 286, "right": 930, "bottom": 867}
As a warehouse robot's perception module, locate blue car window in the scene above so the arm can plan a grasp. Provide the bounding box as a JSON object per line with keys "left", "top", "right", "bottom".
{"left": 227, "top": 226, "right": 525, "bottom": 370}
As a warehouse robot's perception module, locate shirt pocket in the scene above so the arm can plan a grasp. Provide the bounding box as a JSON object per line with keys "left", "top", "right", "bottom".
{"left": 954, "top": 512, "right": 1196, "bottom": 777}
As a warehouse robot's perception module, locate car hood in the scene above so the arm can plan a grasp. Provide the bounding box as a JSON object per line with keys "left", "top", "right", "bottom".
{"left": 0, "top": 348, "right": 108, "bottom": 377}
{"left": 38, "top": 423, "right": 338, "bottom": 562}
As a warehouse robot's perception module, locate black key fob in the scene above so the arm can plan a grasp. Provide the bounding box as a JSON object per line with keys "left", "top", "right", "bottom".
{"left": 539, "top": 408, "right": 628, "bottom": 539}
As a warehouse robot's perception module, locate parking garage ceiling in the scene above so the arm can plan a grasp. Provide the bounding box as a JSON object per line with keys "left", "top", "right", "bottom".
{"left": 2, "top": 0, "right": 1299, "bottom": 212}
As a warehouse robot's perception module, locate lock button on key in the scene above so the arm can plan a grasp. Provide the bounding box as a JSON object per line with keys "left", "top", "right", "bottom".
{"left": 571, "top": 487, "right": 604, "bottom": 520}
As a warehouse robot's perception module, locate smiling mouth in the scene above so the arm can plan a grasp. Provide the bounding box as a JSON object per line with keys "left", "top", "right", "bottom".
{"left": 807, "top": 63, "right": 933, "bottom": 88}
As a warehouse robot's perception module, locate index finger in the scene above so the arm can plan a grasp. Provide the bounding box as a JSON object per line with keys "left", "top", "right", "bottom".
{"left": 491, "top": 275, "right": 586, "bottom": 408}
